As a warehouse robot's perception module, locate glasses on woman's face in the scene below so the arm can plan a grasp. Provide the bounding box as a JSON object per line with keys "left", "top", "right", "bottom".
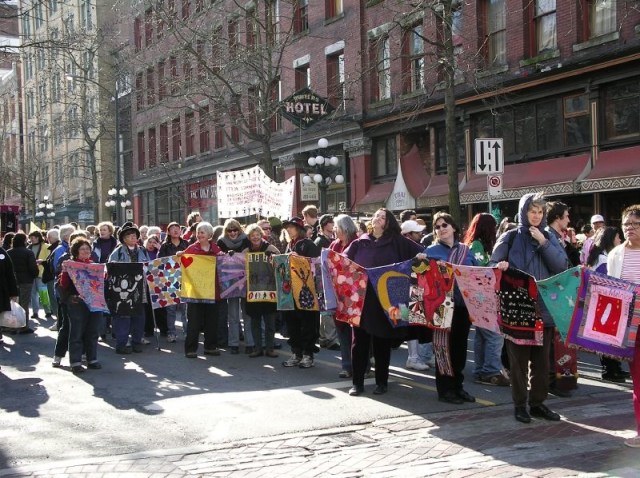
{"left": 262, "top": 226, "right": 272, "bottom": 231}
{"left": 228, "top": 229, "right": 239, "bottom": 234}
{"left": 434, "top": 222, "right": 449, "bottom": 231}
{"left": 623, "top": 221, "right": 640, "bottom": 230}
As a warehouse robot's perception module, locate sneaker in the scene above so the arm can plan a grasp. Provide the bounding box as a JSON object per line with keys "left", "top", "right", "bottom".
{"left": 49, "top": 324, "right": 58, "bottom": 331}
{"left": 299, "top": 355, "right": 314, "bottom": 368}
{"left": 204, "top": 348, "right": 221, "bottom": 356}
{"left": 81, "top": 354, "right": 87, "bottom": 364}
{"left": 339, "top": 370, "right": 352, "bottom": 378}
{"left": 52, "top": 356, "right": 62, "bottom": 368}
{"left": 624, "top": 435, "right": 640, "bottom": 448}
{"left": 282, "top": 354, "right": 301, "bottom": 367}
{"left": 71, "top": 365, "right": 85, "bottom": 374}
{"left": 480, "top": 374, "right": 511, "bottom": 386}
{"left": 167, "top": 334, "right": 177, "bottom": 343}
{"left": 406, "top": 359, "right": 429, "bottom": 371}
{"left": 87, "top": 362, "right": 102, "bottom": 370}
{"left": 141, "top": 337, "right": 151, "bottom": 345}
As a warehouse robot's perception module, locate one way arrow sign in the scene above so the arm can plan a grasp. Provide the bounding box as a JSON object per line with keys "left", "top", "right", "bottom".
{"left": 474, "top": 138, "right": 504, "bottom": 175}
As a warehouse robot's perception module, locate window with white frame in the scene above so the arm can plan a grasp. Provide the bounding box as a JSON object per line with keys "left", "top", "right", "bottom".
{"left": 486, "top": 0, "right": 506, "bottom": 66}
{"left": 534, "top": 0, "right": 556, "bottom": 54}
{"left": 590, "top": 0, "right": 616, "bottom": 38}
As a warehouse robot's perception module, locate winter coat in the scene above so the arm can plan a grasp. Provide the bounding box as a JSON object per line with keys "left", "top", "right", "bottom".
{"left": 0, "top": 247, "right": 19, "bottom": 312}
{"left": 28, "top": 241, "right": 50, "bottom": 278}
{"left": 490, "top": 193, "right": 569, "bottom": 326}
{"left": 159, "top": 238, "right": 189, "bottom": 257}
{"left": 7, "top": 246, "right": 38, "bottom": 284}
{"left": 345, "top": 232, "right": 424, "bottom": 339}
{"left": 108, "top": 245, "right": 151, "bottom": 263}
{"left": 92, "top": 236, "right": 118, "bottom": 263}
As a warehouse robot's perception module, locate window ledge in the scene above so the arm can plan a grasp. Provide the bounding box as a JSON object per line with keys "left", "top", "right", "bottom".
{"left": 573, "top": 31, "right": 619, "bottom": 52}
{"left": 519, "top": 49, "right": 560, "bottom": 68}
{"left": 476, "top": 64, "right": 509, "bottom": 78}
{"left": 324, "top": 12, "right": 345, "bottom": 26}
{"left": 369, "top": 98, "right": 392, "bottom": 108}
{"left": 400, "top": 89, "right": 426, "bottom": 100}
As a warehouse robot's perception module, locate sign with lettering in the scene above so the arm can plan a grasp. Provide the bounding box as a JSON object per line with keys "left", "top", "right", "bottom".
{"left": 280, "top": 87, "right": 335, "bottom": 129}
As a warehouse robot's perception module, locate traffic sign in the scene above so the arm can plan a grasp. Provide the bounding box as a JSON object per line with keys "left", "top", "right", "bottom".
{"left": 475, "top": 138, "right": 504, "bottom": 174}
{"left": 488, "top": 174, "right": 503, "bottom": 196}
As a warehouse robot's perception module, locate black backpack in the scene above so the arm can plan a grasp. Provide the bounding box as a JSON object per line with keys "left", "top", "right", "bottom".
{"left": 41, "top": 250, "right": 56, "bottom": 283}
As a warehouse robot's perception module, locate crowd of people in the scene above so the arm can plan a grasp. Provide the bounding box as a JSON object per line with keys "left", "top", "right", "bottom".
{"left": 1, "top": 197, "right": 640, "bottom": 447}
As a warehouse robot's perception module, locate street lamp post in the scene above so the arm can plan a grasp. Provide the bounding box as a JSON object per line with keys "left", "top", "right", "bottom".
{"left": 35, "top": 196, "right": 55, "bottom": 228}
{"left": 301, "top": 138, "right": 345, "bottom": 214}
{"left": 104, "top": 187, "right": 131, "bottom": 223}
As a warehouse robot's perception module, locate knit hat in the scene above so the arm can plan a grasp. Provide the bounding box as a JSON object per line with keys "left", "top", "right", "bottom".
{"left": 268, "top": 217, "right": 282, "bottom": 227}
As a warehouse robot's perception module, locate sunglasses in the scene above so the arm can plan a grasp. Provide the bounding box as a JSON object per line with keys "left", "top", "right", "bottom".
{"left": 227, "top": 229, "right": 239, "bottom": 233}
{"left": 434, "top": 223, "right": 450, "bottom": 230}
{"left": 262, "top": 226, "right": 272, "bottom": 230}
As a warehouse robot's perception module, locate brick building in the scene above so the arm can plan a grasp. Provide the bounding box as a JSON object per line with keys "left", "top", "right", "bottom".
{"left": 128, "top": 0, "right": 640, "bottom": 228}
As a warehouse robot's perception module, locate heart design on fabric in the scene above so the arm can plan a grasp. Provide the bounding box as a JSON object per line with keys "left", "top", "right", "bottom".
{"left": 182, "top": 256, "right": 194, "bottom": 268}
{"left": 159, "top": 299, "right": 168, "bottom": 307}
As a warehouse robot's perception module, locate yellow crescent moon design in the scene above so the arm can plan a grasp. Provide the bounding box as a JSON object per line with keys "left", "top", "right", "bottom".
{"left": 377, "top": 271, "right": 409, "bottom": 311}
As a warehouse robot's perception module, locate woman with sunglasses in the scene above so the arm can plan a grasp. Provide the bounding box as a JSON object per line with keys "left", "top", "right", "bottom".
{"left": 217, "top": 219, "right": 251, "bottom": 354}
{"left": 607, "top": 205, "right": 640, "bottom": 447}
{"left": 345, "top": 208, "right": 424, "bottom": 396}
{"left": 425, "top": 212, "right": 477, "bottom": 404}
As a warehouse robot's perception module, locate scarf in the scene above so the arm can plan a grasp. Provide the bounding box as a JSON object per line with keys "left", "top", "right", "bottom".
{"left": 220, "top": 233, "right": 248, "bottom": 252}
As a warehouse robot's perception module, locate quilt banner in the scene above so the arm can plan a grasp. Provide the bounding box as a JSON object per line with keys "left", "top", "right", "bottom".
{"left": 145, "top": 256, "right": 182, "bottom": 309}
{"left": 566, "top": 270, "right": 640, "bottom": 361}
{"left": 217, "top": 253, "right": 247, "bottom": 299}
{"left": 290, "top": 254, "right": 319, "bottom": 311}
{"left": 411, "top": 259, "right": 454, "bottom": 329}
{"left": 105, "top": 263, "right": 145, "bottom": 316}
{"left": 366, "top": 260, "right": 414, "bottom": 328}
{"left": 63, "top": 261, "right": 109, "bottom": 313}
{"left": 325, "top": 249, "right": 368, "bottom": 326}
{"left": 180, "top": 254, "right": 217, "bottom": 303}
{"left": 496, "top": 267, "right": 543, "bottom": 346}
{"left": 452, "top": 264, "right": 501, "bottom": 333}
{"left": 320, "top": 249, "right": 337, "bottom": 311}
{"left": 274, "top": 254, "right": 294, "bottom": 310}
{"left": 536, "top": 266, "right": 582, "bottom": 341}
{"left": 311, "top": 257, "right": 326, "bottom": 311}
{"left": 246, "top": 252, "right": 277, "bottom": 302}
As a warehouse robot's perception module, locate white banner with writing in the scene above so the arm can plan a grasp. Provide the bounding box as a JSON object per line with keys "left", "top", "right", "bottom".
{"left": 217, "top": 165, "right": 295, "bottom": 219}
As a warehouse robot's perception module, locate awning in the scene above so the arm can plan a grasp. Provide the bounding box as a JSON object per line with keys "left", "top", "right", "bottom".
{"left": 580, "top": 145, "right": 640, "bottom": 193}
{"left": 0, "top": 204, "right": 20, "bottom": 213}
{"left": 399, "top": 145, "right": 430, "bottom": 198}
{"left": 355, "top": 181, "right": 394, "bottom": 212}
{"left": 460, "top": 153, "right": 590, "bottom": 204}
{"left": 417, "top": 172, "right": 464, "bottom": 208}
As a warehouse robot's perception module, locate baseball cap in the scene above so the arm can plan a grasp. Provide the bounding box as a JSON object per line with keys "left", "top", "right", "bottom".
{"left": 401, "top": 220, "right": 426, "bottom": 235}
{"left": 590, "top": 214, "right": 605, "bottom": 225}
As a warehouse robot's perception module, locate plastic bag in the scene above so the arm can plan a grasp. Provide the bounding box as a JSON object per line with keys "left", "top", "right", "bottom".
{"left": 38, "top": 286, "right": 50, "bottom": 308}
{"left": 0, "top": 301, "right": 27, "bottom": 329}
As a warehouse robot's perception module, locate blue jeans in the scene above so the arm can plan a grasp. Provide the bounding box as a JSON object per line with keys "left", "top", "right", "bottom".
{"left": 112, "top": 313, "right": 145, "bottom": 348}
{"left": 166, "top": 303, "right": 187, "bottom": 336}
{"left": 474, "top": 327, "right": 505, "bottom": 377}
{"left": 249, "top": 311, "right": 276, "bottom": 350}
{"left": 335, "top": 317, "right": 352, "bottom": 373}
{"left": 227, "top": 298, "right": 242, "bottom": 347}
{"left": 53, "top": 303, "right": 70, "bottom": 358}
{"left": 46, "top": 280, "right": 59, "bottom": 321}
{"left": 68, "top": 298, "right": 103, "bottom": 366}
{"left": 30, "top": 277, "right": 50, "bottom": 315}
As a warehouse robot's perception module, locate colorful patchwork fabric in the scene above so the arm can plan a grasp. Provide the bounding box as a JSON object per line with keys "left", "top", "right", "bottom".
{"left": 452, "top": 264, "right": 501, "bottom": 333}
{"left": 180, "top": 254, "right": 217, "bottom": 304}
{"left": 274, "top": 254, "right": 294, "bottom": 311}
{"left": 63, "top": 261, "right": 109, "bottom": 313}
{"left": 366, "top": 259, "right": 414, "bottom": 328}
{"left": 433, "top": 329, "right": 454, "bottom": 376}
{"left": 567, "top": 270, "right": 640, "bottom": 361}
{"left": 412, "top": 259, "right": 454, "bottom": 329}
{"left": 145, "top": 256, "right": 182, "bottom": 309}
{"left": 217, "top": 253, "right": 247, "bottom": 299}
{"left": 245, "top": 252, "right": 277, "bottom": 303}
{"left": 496, "top": 267, "right": 543, "bottom": 346}
{"left": 290, "top": 254, "right": 319, "bottom": 311}
{"left": 320, "top": 249, "right": 337, "bottom": 311}
{"left": 325, "top": 249, "right": 367, "bottom": 327}
{"left": 105, "top": 263, "right": 145, "bottom": 316}
{"left": 536, "top": 266, "right": 582, "bottom": 341}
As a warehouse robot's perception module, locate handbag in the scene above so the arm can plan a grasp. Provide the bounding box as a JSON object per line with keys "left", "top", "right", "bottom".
{"left": 0, "top": 301, "right": 27, "bottom": 329}
{"left": 38, "top": 286, "right": 50, "bottom": 308}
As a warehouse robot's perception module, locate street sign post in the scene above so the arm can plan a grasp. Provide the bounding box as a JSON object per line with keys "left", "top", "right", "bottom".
{"left": 474, "top": 138, "right": 504, "bottom": 175}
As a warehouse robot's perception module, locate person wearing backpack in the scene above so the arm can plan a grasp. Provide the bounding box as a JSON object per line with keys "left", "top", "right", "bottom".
{"left": 491, "top": 192, "right": 569, "bottom": 424}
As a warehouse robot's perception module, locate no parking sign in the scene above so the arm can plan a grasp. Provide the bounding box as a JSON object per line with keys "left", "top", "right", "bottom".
{"left": 488, "top": 175, "right": 503, "bottom": 196}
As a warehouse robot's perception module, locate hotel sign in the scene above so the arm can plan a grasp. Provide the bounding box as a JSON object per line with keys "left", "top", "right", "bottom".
{"left": 280, "top": 87, "right": 335, "bottom": 129}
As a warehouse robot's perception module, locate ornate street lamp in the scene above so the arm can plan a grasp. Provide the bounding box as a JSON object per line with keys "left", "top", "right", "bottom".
{"left": 301, "top": 138, "right": 345, "bottom": 213}
{"left": 104, "top": 187, "right": 131, "bottom": 222}
{"left": 35, "top": 196, "right": 55, "bottom": 227}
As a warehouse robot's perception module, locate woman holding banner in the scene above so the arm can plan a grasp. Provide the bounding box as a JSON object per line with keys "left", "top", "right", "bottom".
{"left": 182, "top": 221, "right": 223, "bottom": 358}
{"left": 607, "top": 205, "right": 640, "bottom": 448}
{"left": 345, "top": 208, "right": 423, "bottom": 396}
{"left": 58, "top": 237, "right": 104, "bottom": 374}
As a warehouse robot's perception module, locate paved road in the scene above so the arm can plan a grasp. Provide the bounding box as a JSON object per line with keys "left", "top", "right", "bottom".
{"left": 1, "top": 315, "right": 637, "bottom": 477}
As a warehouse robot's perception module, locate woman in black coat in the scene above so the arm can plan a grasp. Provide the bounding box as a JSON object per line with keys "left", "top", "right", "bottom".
{"left": 0, "top": 244, "right": 19, "bottom": 345}
{"left": 6, "top": 233, "right": 37, "bottom": 333}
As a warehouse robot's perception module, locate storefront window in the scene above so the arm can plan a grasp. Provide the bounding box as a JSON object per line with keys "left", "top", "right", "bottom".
{"left": 605, "top": 80, "right": 640, "bottom": 140}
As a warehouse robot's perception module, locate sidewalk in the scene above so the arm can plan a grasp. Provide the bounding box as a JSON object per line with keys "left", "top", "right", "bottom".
{"left": 1, "top": 390, "right": 637, "bottom": 478}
